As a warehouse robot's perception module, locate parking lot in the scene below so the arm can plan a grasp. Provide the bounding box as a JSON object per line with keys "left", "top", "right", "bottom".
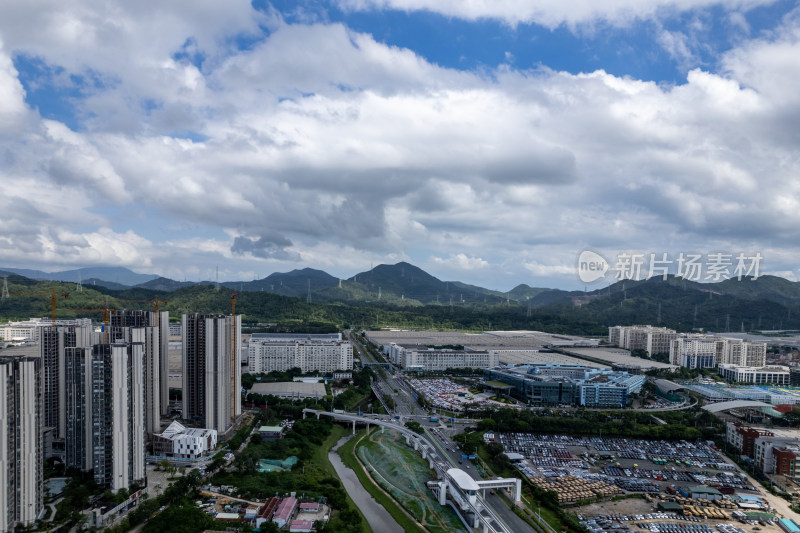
{"left": 489, "top": 432, "right": 782, "bottom": 533}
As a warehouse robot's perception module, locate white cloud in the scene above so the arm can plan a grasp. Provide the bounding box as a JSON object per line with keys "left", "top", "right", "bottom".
{"left": 337, "top": 0, "right": 775, "bottom": 28}
{"left": 432, "top": 254, "right": 489, "bottom": 270}
{"left": 0, "top": 39, "right": 26, "bottom": 116}
{"left": 0, "top": 2, "right": 799, "bottom": 288}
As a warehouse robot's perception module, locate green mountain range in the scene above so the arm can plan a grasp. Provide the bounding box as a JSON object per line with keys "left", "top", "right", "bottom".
{"left": 2, "top": 265, "right": 800, "bottom": 335}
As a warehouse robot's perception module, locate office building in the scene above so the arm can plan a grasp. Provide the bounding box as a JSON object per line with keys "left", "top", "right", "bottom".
{"left": 0, "top": 317, "right": 90, "bottom": 343}
{"left": 0, "top": 355, "right": 43, "bottom": 531}
{"left": 110, "top": 310, "right": 170, "bottom": 432}
{"left": 726, "top": 422, "right": 774, "bottom": 459}
{"left": 182, "top": 314, "right": 242, "bottom": 434}
{"left": 484, "top": 364, "right": 644, "bottom": 408}
{"left": 248, "top": 339, "right": 352, "bottom": 374}
{"left": 717, "top": 364, "right": 790, "bottom": 385}
{"left": 754, "top": 434, "right": 800, "bottom": 476}
{"left": 770, "top": 445, "right": 800, "bottom": 481}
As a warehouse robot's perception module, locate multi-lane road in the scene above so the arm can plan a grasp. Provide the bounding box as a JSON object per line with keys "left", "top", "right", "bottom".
{"left": 348, "top": 332, "right": 537, "bottom": 532}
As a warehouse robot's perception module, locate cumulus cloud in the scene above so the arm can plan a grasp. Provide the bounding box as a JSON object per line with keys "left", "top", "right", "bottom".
{"left": 432, "top": 254, "right": 489, "bottom": 270}
{"left": 0, "top": 39, "right": 26, "bottom": 116}
{"left": 0, "top": 1, "right": 798, "bottom": 288}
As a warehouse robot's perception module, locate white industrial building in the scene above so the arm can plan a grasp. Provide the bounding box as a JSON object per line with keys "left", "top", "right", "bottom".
{"left": 717, "top": 364, "right": 790, "bottom": 385}
{"left": 248, "top": 339, "right": 352, "bottom": 374}
{"left": 152, "top": 420, "right": 217, "bottom": 459}
{"left": 386, "top": 344, "right": 499, "bottom": 371}
{"left": 0, "top": 317, "right": 90, "bottom": 342}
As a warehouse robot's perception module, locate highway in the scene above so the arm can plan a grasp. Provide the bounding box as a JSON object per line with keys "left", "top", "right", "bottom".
{"left": 348, "top": 332, "right": 536, "bottom": 532}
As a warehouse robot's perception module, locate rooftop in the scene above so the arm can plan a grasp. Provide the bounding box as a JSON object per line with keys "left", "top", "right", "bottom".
{"left": 156, "top": 420, "right": 216, "bottom": 440}
{"left": 448, "top": 468, "right": 480, "bottom": 491}
{"left": 690, "top": 486, "right": 723, "bottom": 495}
{"left": 273, "top": 497, "right": 298, "bottom": 520}
{"left": 250, "top": 381, "right": 326, "bottom": 397}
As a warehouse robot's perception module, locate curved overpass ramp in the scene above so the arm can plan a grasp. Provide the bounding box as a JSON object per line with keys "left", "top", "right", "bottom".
{"left": 702, "top": 400, "right": 783, "bottom": 417}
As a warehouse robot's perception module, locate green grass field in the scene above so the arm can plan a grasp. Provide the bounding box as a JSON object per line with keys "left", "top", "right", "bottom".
{"left": 339, "top": 430, "right": 426, "bottom": 533}
{"left": 357, "top": 428, "right": 467, "bottom": 533}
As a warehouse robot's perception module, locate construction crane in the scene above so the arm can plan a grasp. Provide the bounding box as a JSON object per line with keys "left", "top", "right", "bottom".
{"left": 62, "top": 307, "right": 115, "bottom": 343}
{"left": 32, "top": 288, "right": 70, "bottom": 324}
{"left": 231, "top": 292, "right": 239, "bottom": 422}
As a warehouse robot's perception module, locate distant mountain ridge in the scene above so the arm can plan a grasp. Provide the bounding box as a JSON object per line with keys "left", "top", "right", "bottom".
{"left": 4, "top": 266, "right": 800, "bottom": 334}
{"left": 4, "top": 263, "right": 800, "bottom": 313}
{"left": 0, "top": 266, "right": 158, "bottom": 286}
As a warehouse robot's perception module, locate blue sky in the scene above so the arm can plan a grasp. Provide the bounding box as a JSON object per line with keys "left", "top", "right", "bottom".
{"left": 1, "top": 0, "right": 799, "bottom": 290}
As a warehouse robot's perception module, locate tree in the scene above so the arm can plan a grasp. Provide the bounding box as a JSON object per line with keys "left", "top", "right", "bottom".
{"left": 486, "top": 442, "right": 504, "bottom": 457}
{"left": 405, "top": 421, "right": 424, "bottom": 434}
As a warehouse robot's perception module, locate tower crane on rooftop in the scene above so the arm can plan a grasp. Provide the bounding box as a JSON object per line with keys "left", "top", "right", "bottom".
{"left": 62, "top": 307, "right": 116, "bottom": 343}
{"left": 32, "top": 288, "right": 70, "bottom": 324}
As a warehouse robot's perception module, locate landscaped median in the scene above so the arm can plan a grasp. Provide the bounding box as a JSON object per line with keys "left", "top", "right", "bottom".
{"left": 338, "top": 430, "right": 427, "bottom": 533}
{"left": 339, "top": 427, "right": 468, "bottom": 533}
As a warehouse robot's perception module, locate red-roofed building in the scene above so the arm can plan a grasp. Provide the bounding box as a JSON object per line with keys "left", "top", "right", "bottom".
{"left": 272, "top": 497, "right": 297, "bottom": 528}
{"left": 254, "top": 497, "right": 280, "bottom": 528}
{"left": 299, "top": 502, "right": 320, "bottom": 512}
{"left": 290, "top": 519, "right": 314, "bottom": 532}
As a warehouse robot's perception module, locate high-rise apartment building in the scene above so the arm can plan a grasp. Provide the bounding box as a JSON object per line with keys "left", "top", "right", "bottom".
{"left": 64, "top": 343, "right": 146, "bottom": 491}
{"left": 0, "top": 355, "right": 43, "bottom": 531}
{"left": 182, "top": 314, "right": 241, "bottom": 434}
{"left": 718, "top": 338, "right": 767, "bottom": 367}
{"left": 39, "top": 319, "right": 94, "bottom": 440}
{"left": 669, "top": 334, "right": 767, "bottom": 369}
{"left": 608, "top": 325, "right": 677, "bottom": 356}
{"left": 110, "top": 310, "right": 169, "bottom": 433}
{"left": 64, "top": 347, "right": 93, "bottom": 471}
{"left": 91, "top": 343, "right": 146, "bottom": 491}
{"left": 669, "top": 335, "right": 719, "bottom": 368}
